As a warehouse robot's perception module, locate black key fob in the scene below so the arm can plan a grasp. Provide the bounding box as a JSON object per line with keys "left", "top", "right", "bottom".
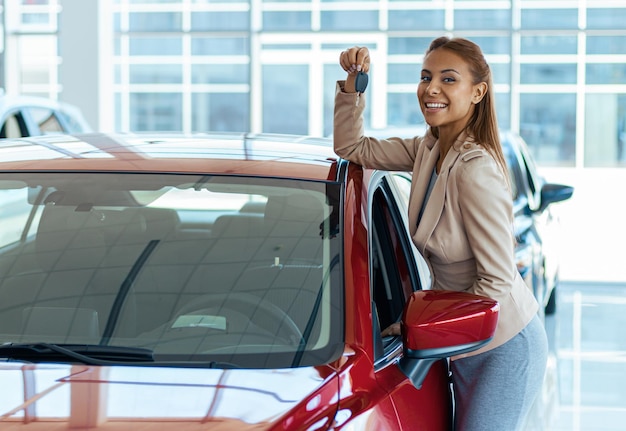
{"left": 355, "top": 71, "right": 368, "bottom": 93}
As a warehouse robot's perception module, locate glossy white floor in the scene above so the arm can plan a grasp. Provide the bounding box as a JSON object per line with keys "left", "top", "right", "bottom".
{"left": 525, "top": 168, "right": 626, "bottom": 430}
{"left": 539, "top": 282, "right": 626, "bottom": 431}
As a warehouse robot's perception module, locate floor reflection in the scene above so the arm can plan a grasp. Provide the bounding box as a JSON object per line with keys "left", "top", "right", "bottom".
{"left": 534, "top": 282, "right": 626, "bottom": 431}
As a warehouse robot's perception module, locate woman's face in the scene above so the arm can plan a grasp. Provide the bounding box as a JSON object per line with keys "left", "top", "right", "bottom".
{"left": 417, "top": 48, "right": 486, "bottom": 136}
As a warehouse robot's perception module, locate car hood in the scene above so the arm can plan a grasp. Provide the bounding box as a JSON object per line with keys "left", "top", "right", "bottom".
{"left": 0, "top": 362, "right": 339, "bottom": 430}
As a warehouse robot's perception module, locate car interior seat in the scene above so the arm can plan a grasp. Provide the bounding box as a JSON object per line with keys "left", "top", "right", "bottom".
{"left": 16, "top": 203, "right": 112, "bottom": 342}
{"left": 227, "top": 193, "right": 328, "bottom": 339}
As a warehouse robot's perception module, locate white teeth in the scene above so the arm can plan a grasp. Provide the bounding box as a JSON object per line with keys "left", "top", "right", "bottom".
{"left": 426, "top": 103, "right": 447, "bottom": 108}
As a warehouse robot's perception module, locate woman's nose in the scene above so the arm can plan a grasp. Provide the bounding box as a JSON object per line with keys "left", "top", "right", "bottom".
{"left": 427, "top": 81, "right": 440, "bottom": 95}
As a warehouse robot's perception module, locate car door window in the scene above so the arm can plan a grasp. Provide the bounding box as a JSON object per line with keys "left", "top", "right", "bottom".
{"left": 370, "top": 178, "right": 421, "bottom": 361}
{"left": 371, "top": 193, "right": 406, "bottom": 332}
{"left": 513, "top": 135, "right": 544, "bottom": 210}
{"left": 57, "top": 108, "right": 86, "bottom": 133}
{"left": 519, "top": 146, "right": 539, "bottom": 196}
{"left": 390, "top": 172, "right": 411, "bottom": 206}
{"left": 387, "top": 172, "right": 432, "bottom": 288}
{"left": 503, "top": 143, "right": 522, "bottom": 201}
{"left": 27, "top": 107, "right": 64, "bottom": 134}
{"left": 0, "top": 113, "right": 29, "bottom": 138}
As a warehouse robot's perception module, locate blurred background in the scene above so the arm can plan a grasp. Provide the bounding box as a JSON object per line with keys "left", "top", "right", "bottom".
{"left": 1, "top": 0, "right": 625, "bottom": 171}
{"left": 0, "top": 0, "right": 625, "bottom": 429}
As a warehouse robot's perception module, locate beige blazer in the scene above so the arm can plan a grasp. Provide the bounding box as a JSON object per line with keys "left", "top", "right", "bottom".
{"left": 334, "top": 82, "right": 538, "bottom": 358}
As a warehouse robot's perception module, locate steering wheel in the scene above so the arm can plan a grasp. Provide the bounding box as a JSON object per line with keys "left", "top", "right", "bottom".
{"left": 175, "top": 292, "right": 304, "bottom": 347}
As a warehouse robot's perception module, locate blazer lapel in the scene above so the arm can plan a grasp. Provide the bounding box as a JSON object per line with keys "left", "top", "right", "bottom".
{"left": 408, "top": 140, "right": 439, "bottom": 235}
{"left": 413, "top": 145, "right": 461, "bottom": 256}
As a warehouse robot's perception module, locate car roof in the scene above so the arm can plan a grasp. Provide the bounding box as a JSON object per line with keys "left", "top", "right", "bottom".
{"left": 0, "top": 132, "right": 340, "bottom": 181}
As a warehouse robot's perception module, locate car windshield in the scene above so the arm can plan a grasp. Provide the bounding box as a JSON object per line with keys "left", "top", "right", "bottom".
{"left": 0, "top": 173, "right": 343, "bottom": 368}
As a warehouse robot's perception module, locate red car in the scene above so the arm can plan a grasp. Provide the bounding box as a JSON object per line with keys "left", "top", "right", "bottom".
{"left": 0, "top": 132, "right": 498, "bottom": 430}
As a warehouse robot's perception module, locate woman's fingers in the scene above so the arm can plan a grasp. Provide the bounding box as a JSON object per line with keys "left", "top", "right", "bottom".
{"left": 339, "top": 50, "right": 352, "bottom": 72}
{"left": 356, "top": 47, "right": 370, "bottom": 73}
{"left": 381, "top": 322, "right": 401, "bottom": 337}
{"left": 340, "top": 46, "right": 370, "bottom": 73}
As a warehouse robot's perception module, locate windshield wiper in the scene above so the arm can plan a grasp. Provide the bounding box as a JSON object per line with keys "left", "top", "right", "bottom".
{"left": 0, "top": 343, "right": 154, "bottom": 365}
{"left": 0, "top": 344, "right": 242, "bottom": 368}
{"left": 100, "top": 240, "right": 160, "bottom": 346}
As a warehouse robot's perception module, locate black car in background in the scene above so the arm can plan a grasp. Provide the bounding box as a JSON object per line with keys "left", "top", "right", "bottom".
{"left": 501, "top": 131, "right": 573, "bottom": 316}
{"left": 366, "top": 127, "right": 574, "bottom": 317}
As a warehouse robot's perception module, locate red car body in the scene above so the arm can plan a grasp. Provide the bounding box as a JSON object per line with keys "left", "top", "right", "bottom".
{"left": 0, "top": 132, "right": 498, "bottom": 430}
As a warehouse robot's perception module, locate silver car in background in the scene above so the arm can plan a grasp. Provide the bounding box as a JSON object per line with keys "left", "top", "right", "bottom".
{"left": 0, "top": 92, "right": 91, "bottom": 138}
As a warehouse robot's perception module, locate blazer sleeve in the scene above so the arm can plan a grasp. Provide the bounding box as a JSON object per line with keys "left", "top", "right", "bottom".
{"left": 456, "top": 151, "right": 518, "bottom": 302}
{"left": 333, "top": 80, "right": 420, "bottom": 172}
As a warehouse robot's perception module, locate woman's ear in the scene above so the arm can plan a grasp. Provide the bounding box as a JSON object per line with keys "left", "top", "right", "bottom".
{"left": 472, "top": 82, "right": 488, "bottom": 104}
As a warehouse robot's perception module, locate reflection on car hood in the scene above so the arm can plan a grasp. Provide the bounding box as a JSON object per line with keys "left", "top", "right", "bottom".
{"left": 0, "top": 362, "right": 338, "bottom": 430}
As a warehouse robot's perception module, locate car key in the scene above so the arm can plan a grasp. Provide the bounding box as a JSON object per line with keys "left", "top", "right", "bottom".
{"left": 355, "top": 71, "right": 368, "bottom": 106}
{"left": 355, "top": 71, "right": 368, "bottom": 93}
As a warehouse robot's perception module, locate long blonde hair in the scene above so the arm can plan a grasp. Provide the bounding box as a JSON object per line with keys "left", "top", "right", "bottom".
{"left": 425, "top": 36, "right": 508, "bottom": 177}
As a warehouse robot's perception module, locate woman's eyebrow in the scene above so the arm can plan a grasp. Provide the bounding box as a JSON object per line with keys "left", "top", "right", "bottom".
{"left": 421, "top": 68, "right": 461, "bottom": 75}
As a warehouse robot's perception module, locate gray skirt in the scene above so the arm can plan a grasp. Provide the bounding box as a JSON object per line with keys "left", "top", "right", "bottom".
{"left": 450, "top": 315, "right": 548, "bottom": 431}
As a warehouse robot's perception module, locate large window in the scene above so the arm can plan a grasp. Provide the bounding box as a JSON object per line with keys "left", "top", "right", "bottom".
{"left": 585, "top": 94, "right": 626, "bottom": 167}
{"left": 192, "top": 93, "right": 249, "bottom": 132}
{"left": 111, "top": 2, "right": 251, "bottom": 133}
{"left": 262, "top": 65, "right": 309, "bottom": 135}
{"left": 107, "top": 1, "right": 626, "bottom": 167}
{"left": 520, "top": 94, "right": 576, "bottom": 167}
{"left": 6, "top": 0, "right": 626, "bottom": 168}
{"left": 387, "top": 93, "right": 424, "bottom": 128}
{"left": 130, "top": 93, "right": 182, "bottom": 131}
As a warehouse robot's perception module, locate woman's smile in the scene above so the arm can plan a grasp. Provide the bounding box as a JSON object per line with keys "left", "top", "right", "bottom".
{"left": 424, "top": 102, "right": 448, "bottom": 110}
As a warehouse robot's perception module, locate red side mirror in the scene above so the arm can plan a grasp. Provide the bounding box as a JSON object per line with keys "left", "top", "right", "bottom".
{"left": 403, "top": 290, "right": 499, "bottom": 354}
{"left": 399, "top": 290, "right": 499, "bottom": 389}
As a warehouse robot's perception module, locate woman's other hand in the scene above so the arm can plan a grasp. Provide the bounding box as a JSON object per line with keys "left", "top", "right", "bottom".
{"left": 381, "top": 322, "right": 401, "bottom": 337}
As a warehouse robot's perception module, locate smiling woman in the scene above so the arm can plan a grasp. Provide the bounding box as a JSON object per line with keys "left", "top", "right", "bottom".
{"left": 334, "top": 37, "right": 548, "bottom": 431}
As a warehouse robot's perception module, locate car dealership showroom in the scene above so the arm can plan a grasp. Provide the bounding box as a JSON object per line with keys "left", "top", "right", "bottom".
{"left": 0, "top": 1, "right": 625, "bottom": 430}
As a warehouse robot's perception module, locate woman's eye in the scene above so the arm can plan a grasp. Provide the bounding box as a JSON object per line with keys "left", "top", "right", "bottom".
{"left": 420, "top": 76, "right": 431, "bottom": 82}
{"left": 443, "top": 77, "right": 456, "bottom": 83}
